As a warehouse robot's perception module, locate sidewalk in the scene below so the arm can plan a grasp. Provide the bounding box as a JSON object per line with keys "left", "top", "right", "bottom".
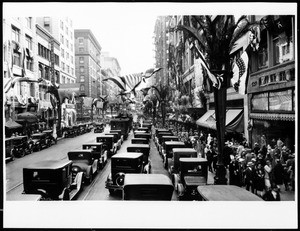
{"left": 207, "top": 171, "right": 295, "bottom": 201}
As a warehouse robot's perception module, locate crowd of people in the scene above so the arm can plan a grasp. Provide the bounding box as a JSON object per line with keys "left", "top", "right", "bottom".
{"left": 161, "top": 122, "right": 295, "bottom": 201}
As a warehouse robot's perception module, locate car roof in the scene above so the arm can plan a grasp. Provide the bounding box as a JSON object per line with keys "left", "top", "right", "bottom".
{"left": 83, "top": 142, "right": 103, "bottom": 146}
{"left": 43, "top": 130, "right": 52, "bottom": 132}
{"left": 165, "top": 141, "right": 185, "bottom": 145}
{"left": 173, "top": 148, "right": 197, "bottom": 153}
{"left": 124, "top": 174, "right": 173, "bottom": 186}
{"left": 112, "top": 152, "right": 143, "bottom": 159}
{"left": 97, "top": 134, "right": 113, "bottom": 138}
{"left": 32, "top": 133, "right": 45, "bottom": 136}
{"left": 127, "top": 144, "right": 150, "bottom": 148}
{"left": 24, "top": 160, "right": 72, "bottom": 169}
{"left": 132, "top": 138, "right": 148, "bottom": 140}
{"left": 179, "top": 157, "right": 208, "bottom": 163}
{"left": 13, "top": 135, "right": 28, "bottom": 139}
{"left": 162, "top": 135, "right": 178, "bottom": 138}
{"left": 68, "top": 149, "right": 93, "bottom": 153}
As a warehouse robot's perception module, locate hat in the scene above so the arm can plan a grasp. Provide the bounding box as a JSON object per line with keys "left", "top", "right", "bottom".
{"left": 247, "top": 162, "right": 253, "bottom": 167}
{"left": 257, "top": 153, "right": 263, "bottom": 159}
{"left": 254, "top": 142, "right": 259, "bottom": 146}
{"left": 251, "top": 158, "right": 256, "bottom": 162}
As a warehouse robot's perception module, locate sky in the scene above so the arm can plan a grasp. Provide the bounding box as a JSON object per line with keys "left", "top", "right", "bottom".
{"left": 3, "top": 2, "right": 296, "bottom": 76}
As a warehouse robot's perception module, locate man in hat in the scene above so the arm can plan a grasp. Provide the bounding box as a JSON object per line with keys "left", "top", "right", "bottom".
{"left": 252, "top": 142, "right": 260, "bottom": 155}
{"left": 244, "top": 161, "right": 255, "bottom": 193}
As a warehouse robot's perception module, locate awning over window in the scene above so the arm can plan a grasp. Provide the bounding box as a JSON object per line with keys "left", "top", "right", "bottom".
{"left": 250, "top": 112, "right": 295, "bottom": 121}
{"left": 5, "top": 120, "right": 22, "bottom": 129}
{"left": 196, "top": 109, "right": 244, "bottom": 132}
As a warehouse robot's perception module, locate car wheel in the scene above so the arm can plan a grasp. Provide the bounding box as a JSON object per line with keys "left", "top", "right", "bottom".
{"left": 20, "top": 150, "right": 25, "bottom": 158}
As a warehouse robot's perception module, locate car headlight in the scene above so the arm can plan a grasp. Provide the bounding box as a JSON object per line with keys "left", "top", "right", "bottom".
{"left": 115, "top": 172, "right": 125, "bottom": 186}
{"left": 72, "top": 166, "right": 82, "bottom": 173}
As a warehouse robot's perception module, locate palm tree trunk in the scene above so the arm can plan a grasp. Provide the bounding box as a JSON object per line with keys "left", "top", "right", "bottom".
{"left": 213, "top": 70, "right": 229, "bottom": 185}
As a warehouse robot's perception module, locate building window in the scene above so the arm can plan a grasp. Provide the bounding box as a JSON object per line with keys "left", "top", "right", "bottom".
{"left": 11, "top": 26, "right": 20, "bottom": 43}
{"left": 80, "top": 66, "right": 84, "bottom": 73}
{"left": 70, "top": 32, "right": 72, "bottom": 39}
{"left": 257, "top": 30, "right": 268, "bottom": 70}
{"left": 26, "top": 17, "right": 32, "bottom": 29}
{"left": 79, "top": 57, "right": 84, "bottom": 63}
{"left": 55, "top": 54, "right": 59, "bottom": 65}
{"left": 273, "top": 32, "right": 293, "bottom": 65}
{"left": 61, "top": 35, "right": 64, "bottom": 44}
{"left": 67, "top": 65, "right": 70, "bottom": 73}
{"left": 62, "top": 75, "right": 65, "bottom": 84}
{"left": 26, "top": 57, "right": 34, "bottom": 71}
{"left": 70, "top": 43, "right": 73, "bottom": 52}
{"left": 79, "top": 38, "right": 84, "bottom": 44}
{"left": 71, "top": 68, "right": 74, "bottom": 75}
{"left": 60, "top": 20, "right": 64, "bottom": 29}
{"left": 61, "top": 48, "right": 64, "bottom": 58}
{"left": 80, "top": 75, "right": 85, "bottom": 82}
{"left": 80, "top": 85, "right": 85, "bottom": 91}
{"left": 61, "top": 62, "right": 65, "bottom": 71}
{"left": 66, "top": 39, "right": 69, "bottom": 48}
{"left": 65, "top": 26, "right": 68, "bottom": 35}
{"left": 44, "top": 17, "right": 50, "bottom": 26}
{"left": 70, "top": 55, "right": 73, "bottom": 64}
{"left": 79, "top": 47, "right": 84, "bottom": 52}
{"left": 66, "top": 52, "right": 69, "bottom": 60}
{"left": 13, "top": 52, "right": 21, "bottom": 66}
{"left": 25, "top": 35, "right": 32, "bottom": 50}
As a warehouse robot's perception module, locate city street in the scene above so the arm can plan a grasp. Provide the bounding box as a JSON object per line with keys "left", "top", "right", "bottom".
{"left": 6, "top": 126, "right": 294, "bottom": 201}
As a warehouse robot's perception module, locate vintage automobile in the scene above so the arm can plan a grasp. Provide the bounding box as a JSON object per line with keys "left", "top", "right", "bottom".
{"left": 63, "top": 126, "right": 76, "bottom": 138}
{"left": 5, "top": 137, "right": 16, "bottom": 161}
{"left": 154, "top": 130, "right": 173, "bottom": 148}
{"left": 105, "top": 132, "right": 121, "bottom": 150}
{"left": 123, "top": 174, "right": 174, "bottom": 200}
{"left": 158, "top": 135, "right": 179, "bottom": 155}
{"left": 105, "top": 152, "right": 144, "bottom": 194}
{"left": 136, "top": 127, "right": 150, "bottom": 133}
{"left": 127, "top": 144, "right": 151, "bottom": 173}
{"left": 131, "top": 138, "right": 148, "bottom": 144}
{"left": 109, "top": 129, "right": 123, "bottom": 144}
{"left": 67, "top": 150, "right": 99, "bottom": 184}
{"left": 23, "top": 160, "right": 83, "bottom": 200}
{"left": 134, "top": 132, "right": 151, "bottom": 142}
{"left": 177, "top": 157, "right": 208, "bottom": 200}
{"left": 11, "top": 135, "right": 34, "bottom": 157}
{"left": 96, "top": 135, "right": 117, "bottom": 157}
{"left": 42, "top": 129, "right": 57, "bottom": 145}
{"left": 170, "top": 148, "right": 198, "bottom": 190}
{"left": 31, "top": 132, "right": 50, "bottom": 151}
{"left": 82, "top": 142, "right": 108, "bottom": 169}
{"left": 197, "top": 185, "right": 264, "bottom": 201}
{"left": 94, "top": 122, "right": 105, "bottom": 133}
{"left": 162, "top": 141, "right": 186, "bottom": 168}
{"left": 110, "top": 118, "right": 131, "bottom": 140}
{"left": 73, "top": 125, "right": 81, "bottom": 136}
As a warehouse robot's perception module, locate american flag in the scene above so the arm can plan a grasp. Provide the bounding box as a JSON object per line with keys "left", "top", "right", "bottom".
{"left": 231, "top": 51, "right": 249, "bottom": 95}
{"left": 121, "top": 73, "right": 143, "bottom": 92}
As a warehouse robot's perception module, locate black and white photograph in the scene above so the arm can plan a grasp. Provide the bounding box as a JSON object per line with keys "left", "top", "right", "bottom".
{"left": 2, "top": 2, "right": 297, "bottom": 229}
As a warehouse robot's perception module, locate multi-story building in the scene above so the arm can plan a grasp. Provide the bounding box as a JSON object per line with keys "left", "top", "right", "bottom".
{"left": 36, "top": 17, "right": 76, "bottom": 84}
{"left": 247, "top": 15, "right": 295, "bottom": 150}
{"left": 74, "top": 29, "right": 102, "bottom": 98}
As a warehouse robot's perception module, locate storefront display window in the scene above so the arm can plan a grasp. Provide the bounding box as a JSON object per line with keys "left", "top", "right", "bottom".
{"left": 251, "top": 93, "right": 268, "bottom": 111}
{"left": 269, "top": 90, "right": 292, "bottom": 111}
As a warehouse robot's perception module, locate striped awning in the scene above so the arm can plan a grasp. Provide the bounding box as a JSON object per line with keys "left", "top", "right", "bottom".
{"left": 196, "top": 109, "right": 244, "bottom": 132}
{"left": 250, "top": 112, "right": 295, "bottom": 121}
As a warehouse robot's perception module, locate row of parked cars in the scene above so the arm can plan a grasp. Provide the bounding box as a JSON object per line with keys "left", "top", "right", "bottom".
{"left": 5, "top": 130, "right": 58, "bottom": 162}
{"left": 20, "top": 118, "right": 134, "bottom": 201}
{"left": 154, "top": 128, "right": 209, "bottom": 200}
{"left": 63, "top": 122, "right": 94, "bottom": 138}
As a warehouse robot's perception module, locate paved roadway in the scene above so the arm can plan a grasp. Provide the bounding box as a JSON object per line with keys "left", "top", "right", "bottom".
{"left": 5, "top": 125, "right": 294, "bottom": 201}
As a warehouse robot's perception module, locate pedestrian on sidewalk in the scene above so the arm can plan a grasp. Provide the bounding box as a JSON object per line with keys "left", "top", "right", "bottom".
{"left": 229, "top": 155, "right": 240, "bottom": 186}
{"left": 273, "top": 159, "right": 284, "bottom": 191}
{"left": 205, "top": 144, "right": 213, "bottom": 172}
{"left": 264, "top": 159, "right": 272, "bottom": 191}
{"left": 244, "top": 162, "right": 255, "bottom": 193}
{"left": 254, "top": 162, "right": 265, "bottom": 197}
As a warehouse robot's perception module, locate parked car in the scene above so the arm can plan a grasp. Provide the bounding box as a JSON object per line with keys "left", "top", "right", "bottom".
{"left": 105, "top": 132, "right": 121, "bottom": 150}
{"left": 131, "top": 138, "right": 148, "bottom": 144}
{"left": 154, "top": 130, "right": 173, "bottom": 148}
{"left": 11, "top": 136, "right": 34, "bottom": 157}
{"left": 96, "top": 135, "right": 117, "bottom": 157}
{"left": 94, "top": 122, "right": 105, "bottom": 133}
{"left": 136, "top": 127, "right": 149, "bottom": 133}
{"left": 123, "top": 174, "right": 174, "bottom": 200}
{"left": 170, "top": 148, "right": 198, "bottom": 191}
{"left": 127, "top": 144, "right": 151, "bottom": 173}
{"left": 110, "top": 118, "right": 131, "bottom": 140}
{"left": 31, "top": 133, "right": 50, "bottom": 151}
{"left": 197, "top": 185, "right": 264, "bottom": 201}
{"left": 42, "top": 130, "right": 57, "bottom": 145}
{"left": 5, "top": 137, "right": 16, "bottom": 162}
{"left": 134, "top": 132, "right": 151, "bottom": 142}
{"left": 109, "top": 129, "right": 123, "bottom": 144}
{"left": 177, "top": 157, "right": 208, "bottom": 200}
{"left": 158, "top": 135, "right": 179, "bottom": 155}
{"left": 63, "top": 126, "right": 76, "bottom": 138}
{"left": 105, "top": 152, "right": 144, "bottom": 195}
{"left": 162, "top": 141, "right": 186, "bottom": 169}
{"left": 82, "top": 142, "right": 108, "bottom": 169}
{"left": 67, "top": 150, "right": 99, "bottom": 184}
{"left": 23, "top": 160, "right": 83, "bottom": 200}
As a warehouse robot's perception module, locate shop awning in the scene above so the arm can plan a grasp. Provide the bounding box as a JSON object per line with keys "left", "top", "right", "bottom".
{"left": 250, "top": 112, "right": 295, "bottom": 121}
{"left": 196, "top": 109, "right": 244, "bottom": 132}
{"left": 5, "top": 120, "right": 22, "bottom": 129}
